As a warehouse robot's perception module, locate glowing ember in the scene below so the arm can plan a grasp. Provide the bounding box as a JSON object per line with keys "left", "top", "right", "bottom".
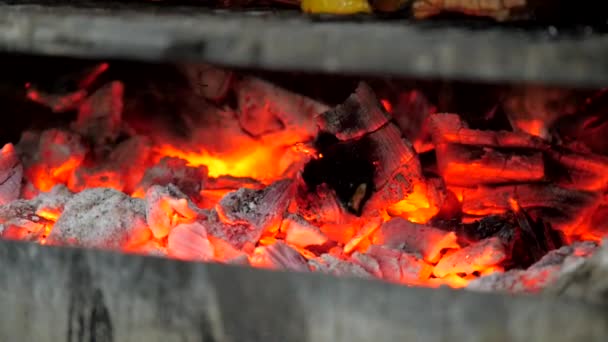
{"left": 1, "top": 67, "right": 605, "bottom": 294}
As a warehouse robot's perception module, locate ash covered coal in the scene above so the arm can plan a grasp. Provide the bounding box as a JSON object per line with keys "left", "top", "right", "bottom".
{"left": 0, "top": 61, "right": 607, "bottom": 294}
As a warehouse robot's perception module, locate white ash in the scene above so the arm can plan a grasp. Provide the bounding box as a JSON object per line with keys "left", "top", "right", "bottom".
{"left": 49, "top": 188, "right": 148, "bottom": 250}
{"left": 372, "top": 217, "right": 459, "bottom": 263}
{"left": 250, "top": 241, "right": 309, "bottom": 272}
{"left": 0, "top": 143, "right": 23, "bottom": 205}
{"left": 434, "top": 237, "right": 507, "bottom": 278}
{"left": 283, "top": 214, "right": 328, "bottom": 248}
{"left": 199, "top": 209, "right": 257, "bottom": 250}
{"left": 217, "top": 179, "right": 293, "bottom": 241}
{"left": 167, "top": 222, "right": 214, "bottom": 262}
{"left": 366, "top": 245, "right": 432, "bottom": 284}
{"left": 33, "top": 184, "right": 74, "bottom": 214}
{"left": 468, "top": 241, "right": 599, "bottom": 293}
{"left": 308, "top": 254, "right": 373, "bottom": 279}
{"left": 351, "top": 252, "right": 383, "bottom": 278}
{"left": 145, "top": 184, "right": 202, "bottom": 239}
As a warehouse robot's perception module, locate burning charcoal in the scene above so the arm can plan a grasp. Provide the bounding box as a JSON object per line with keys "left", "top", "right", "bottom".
{"left": 435, "top": 144, "right": 545, "bottom": 186}
{"left": 412, "top": 0, "right": 527, "bottom": 20}
{"left": 135, "top": 157, "right": 208, "bottom": 200}
{"left": 68, "top": 167, "right": 125, "bottom": 193}
{"left": 434, "top": 237, "right": 507, "bottom": 278}
{"left": 202, "top": 209, "right": 259, "bottom": 251}
{"left": 20, "top": 129, "right": 87, "bottom": 191}
{"left": 250, "top": 241, "right": 309, "bottom": 272}
{"left": 547, "top": 149, "right": 608, "bottom": 192}
{"left": 206, "top": 175, "right": 263, "bottom": 191}
{"left": 308, "top": 254, "right": 373, "bottom": 278}
{"left": 108, "top": 136, "right": 153, "bottom": 193}
{"left": 207, "top": 235, "right": 249, "bottom": 264}
{"left": 217, "top": 179, "right": 294, "bottom": 236}
{"left": 0, "top": 143, "right": 23, "bottom": 205}
{"left": 372, "top": 218, "right": 459, "bottom": 263}
{"left": 351, "top": 252, "right": 383, "bottom": 278}
{"left": 343, "top": 217, "right": 383, "bottom": 254}
{"left": 459, "top": 184, "right": 598, "bottom": 219}
{"left": 234, "top": 76, "right": 328, "bottom": 142}
{"left": 72, "top": 81, "right": 124, "bottom": 146}
{"left": 34, "top": 184, "right": 73, "bottom": 220}
{"left": 390, "top": 90, "right": 435, "bottom": 153}
{"left": 48, "top": 188, "right": 149, "bottom": 250}
{"left": 548, "top": 240, "right": 608, "bottom": 304}
{"left": 167, "top": 222, "right": 214, "bottom": 262}
{"left": 294, "top": 183, "right": 350, "bottom": 225}
{"left": 429, "top": 113, "right": 548, "bottom": 150}
{"left": 179, "top": 64, "right": 234, "bottom": 101}
{"left": 366, "top": 245, "right": 433, "bottom": 284}
{"left": 283, "top": 214, "right": 328, "bottom": 248}
{"left": 0, "top": 200, "right": 52, "bottom": 241}
{"left": 468, "top": 242, "right": 598, "bottom": 293}
{"left": 317, "top": 82, "right": 390, "bottom": 141}
{"left": 145, "top": 184, "right": 201, "bottom": 239}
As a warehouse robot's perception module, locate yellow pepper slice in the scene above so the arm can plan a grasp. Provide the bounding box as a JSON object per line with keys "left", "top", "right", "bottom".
{"left": 301, "top": 0, "right": 373, "bottom": 15}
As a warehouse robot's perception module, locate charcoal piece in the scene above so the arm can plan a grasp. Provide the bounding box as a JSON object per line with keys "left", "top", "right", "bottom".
{"left": 508, "top": 204, "right": 565, "bottom": 268}
{"left": 108, "top": 135, "right": 153, "bottom": 193}
{"left": 294, "top": 182, "right": 351, "bottom": 225}
{"left": 366, "top": 245, "right": 433, "bottom": 284}
{"left": 308, "top": 254, "right": 373, "bottom": 279}
{"left": 18, "top": 128, "right": 88, "bottom": 192}
{"left": 343, "top": 217, "right": 383, "bottom": 254}
{"left": 316, "top": 82, "right": 390, "bottom": 141}
{"left": 0, "top": 199, "right": 51, "bottom": 241}
{"left": 49, "top": 188, "right": 149, "bottom": 250}
{"left": 546, "top": 149, "right": 608, "bottom": 192}
{"left": 207, "top": 234, "right": 249, "bottom": 264}
{"left": 372, "top": 218, "right": 459, "bottom": 263}
{"left": 551, "top": 89, "right": 608, "bottom": 155}
{"left": 283, "top": 214, "right": 328, "bottom": 248}
{"left": 459, "top": 184, "right": 598, "bottom": 219}
{"left": 469, "top": 242, "right": 599, "bottom": 294}
{"left": 202, "top": 209, "right": 259, "bottom": 251}
{"left": 429, "top": 113, "right": 548, "bottom": 150}
{"left": 72, "top": 81, "right": 124, "bottom": 148}
{"left": 145, "top": 184, "right": 201, "bottom": 240}
{"left": 217, "top": 179, "right": 293, "bottom": 235}
{"left": 435, "top": 144, "right": 545, "bottom": 186}
{"left": 433, "top": 237, "right": 507, "bottom": 278}
{"left": 460, "top": 214, "right": 518, "bottom": 243}
{"left": 250, "top": 241, "right": 309, "bottom": 272}
{"left": 68, "top": 166, "right": 125, "bottom": 193}
{"left": 390, "top": 90, "right": 435, "bottom": 152}
{"left": 0, "top": 143, "right": 23, "bottom": 205}
{"left": 167, "top": 222, "right": 214, "bottom": 262}
{"left": 235, "top": 76, "right": 327, "bottom": 141}
{"left": 135, "top": 156, "right": 208, "bottom": 200}
{"left": 34, "top": 184, "right": 73, "bottom": 219}
{"left": 206, "top": 175, "right": 263, "bottom": 191}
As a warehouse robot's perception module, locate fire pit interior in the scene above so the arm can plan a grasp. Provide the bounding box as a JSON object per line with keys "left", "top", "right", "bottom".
{"left": 0, "top": 54, "right": 607, "bottom": 293}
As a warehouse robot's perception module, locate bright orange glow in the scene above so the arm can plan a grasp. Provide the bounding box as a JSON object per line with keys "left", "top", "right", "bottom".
{"left": 380, "top": 99, "right": 393, "bottom": 113}
{"left": 155, "top": 144, "right": 297, "bottom": 181}
{"left": 514, "top": 119, "right": 545, "bottom": 137}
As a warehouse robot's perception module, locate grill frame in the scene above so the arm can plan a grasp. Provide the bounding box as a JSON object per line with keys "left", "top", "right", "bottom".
{"left": 1, "top": 3, "right": 608, "bottom": 87}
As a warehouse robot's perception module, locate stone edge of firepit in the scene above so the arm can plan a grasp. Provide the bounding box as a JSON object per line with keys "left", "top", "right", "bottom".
{"left": 0, "top": 239, "right": 607, "bottom": 342}
{"left": 1, "top": 3, "right": 608, "bottom": 87}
